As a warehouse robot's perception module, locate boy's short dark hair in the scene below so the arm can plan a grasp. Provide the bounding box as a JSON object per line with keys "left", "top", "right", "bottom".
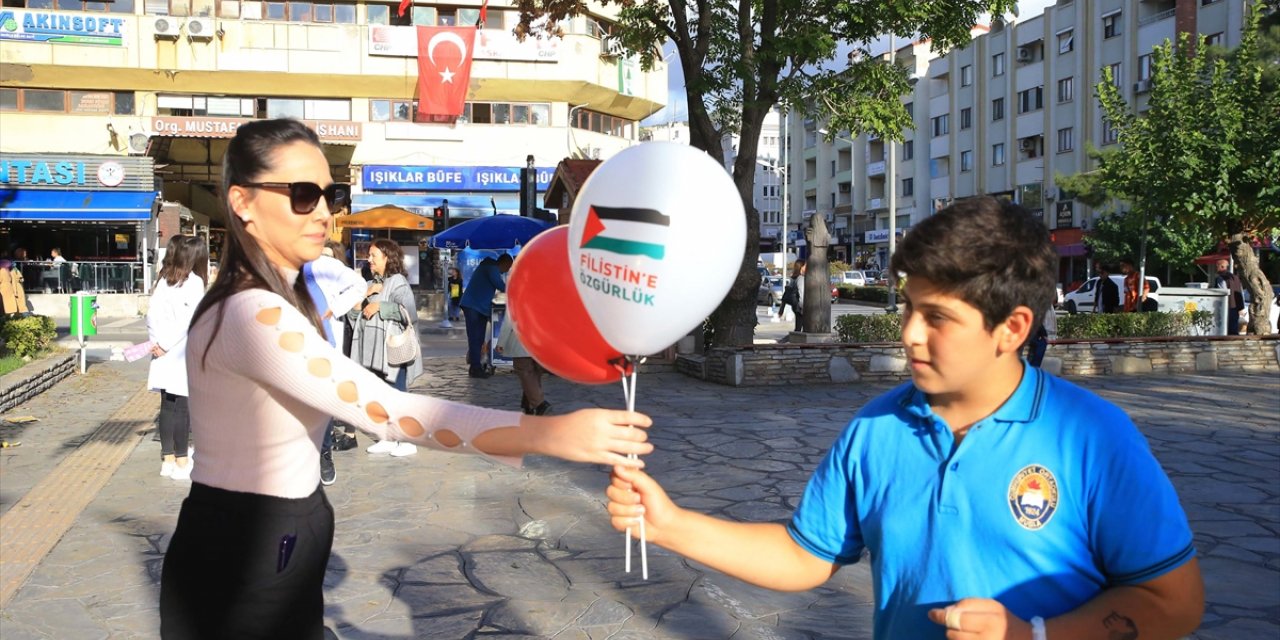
{"left": 890, "top": 196, "right": 1057, "bottom": 330}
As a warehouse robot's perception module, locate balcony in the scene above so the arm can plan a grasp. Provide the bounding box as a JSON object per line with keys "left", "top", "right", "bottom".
{"left": 866, "top": 161, "right": 886, "bottom": 177}
{"left": 1139, "top": 8, "right": 1176, "bottom": 26}
{"left": 867, "top": 197, "right": 885, "bottom": 210}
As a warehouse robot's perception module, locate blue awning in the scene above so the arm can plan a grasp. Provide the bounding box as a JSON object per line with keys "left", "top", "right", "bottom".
{"left": 0, "top": 189, "right": 158, "bottom": 222}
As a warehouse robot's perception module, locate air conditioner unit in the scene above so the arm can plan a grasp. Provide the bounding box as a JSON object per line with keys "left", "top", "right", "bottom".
{"left": 127, "top": 133, "right": 150, "bottom": 155}
{"left": 1019, "top": 137, "right": 1039, "bottom": 151}
{"left": 1133, "top": 79, "right": 1153, "bottom": 94}
{"left": 1016, "top": 47, "right": 1034, "bottom": 63}
{"left": 186, "top": 17, "right": 215, "bottom": 40}
{"left": 154, "top": 17, "right": 180, "bottom": 39}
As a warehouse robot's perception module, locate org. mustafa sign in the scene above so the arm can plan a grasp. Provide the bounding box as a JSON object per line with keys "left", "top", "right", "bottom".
{"left": 363, "top": 165, "right": 554, "bottom": 192}
{"left": 0, "top": 9, "right": 126, "bottom": 46}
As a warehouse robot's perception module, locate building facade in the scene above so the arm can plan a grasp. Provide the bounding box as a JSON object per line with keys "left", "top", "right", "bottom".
{"left": 719, "top": 108, "right": 783, "bottom": 255}
{"left": 786, "top": 0, "right": 1248, "bottom": 283}
{"left": 1, "top": 0, "right": 666, "bottom": 288}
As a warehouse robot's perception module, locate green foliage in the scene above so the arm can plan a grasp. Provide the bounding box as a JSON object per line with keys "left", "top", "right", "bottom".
{"left": 849, "top": 285, "right": 890, "bottom": 303}
{"left": 514, "top": 0, "right": 1017, "bottom": 347}
{"left": 1056, "top": 311, "right": 1214, "bottom": 340}
{"left": 834, "top": 313, "right": 901, "bottom": 343}
{"left": 830, "top": 260, "right": 852, "bottom": 275}
{"left": 0, "top": 314, "right": 56, "bottom": 359}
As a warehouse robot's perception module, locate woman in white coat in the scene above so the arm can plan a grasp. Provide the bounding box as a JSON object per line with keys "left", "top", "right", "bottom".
{"left": 147, "top": 235, "right": 208, "bottom": 480}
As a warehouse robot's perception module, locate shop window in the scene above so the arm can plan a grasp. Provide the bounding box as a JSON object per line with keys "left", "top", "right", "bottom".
{"left": 24, "top": 89, "right": 66, "bottom": 112}
{"left": 69, "top": 91, "right": 113, "bottom": 113}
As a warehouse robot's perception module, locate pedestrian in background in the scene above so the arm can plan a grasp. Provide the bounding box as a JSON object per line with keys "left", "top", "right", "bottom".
{"left": 779, "top": 259, "right": 806, "bottom": 332}
{"left": 350, "top": 238, "right": 421, "bottom": 458}
{"left": 147, "top": 235, "right": 208, "bottom": 481}
{"left": 1214, "top": 259, "right": 1244, "bottom": 335}
{"left": 608, "top": 197, "right": 1203, "bottom": 640}
{"left": 1094, "top": 263, "right": 1121, "bottom": 313}
{"left": 461, "top": 254, "right": 512, "bottom": 378}
{"left": 1120, "top": 258, "right": 1148, "bottom": 313}
{"left": 307, "top": 240, "right": 366, "bottom": 483}
{"left": 161, "top": 118, "right": 652, "bottom": 640}
{"left": 447, "top": 266, "right": 463, "bottom": 321}
{"left": 495, "top": 313, "right": 550, "bottom": 415}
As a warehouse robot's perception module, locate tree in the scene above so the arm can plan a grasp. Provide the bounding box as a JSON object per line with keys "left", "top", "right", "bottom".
{"left": 513, "top": 0, "right": 1015, "bottom": 346}
{"left": 1064, "top": 6, "right": 1279, "bottom": 334}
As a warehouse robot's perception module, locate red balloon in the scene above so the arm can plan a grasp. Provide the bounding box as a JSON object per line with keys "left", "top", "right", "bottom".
{"left": 507, "top": 226, "right": 625, "bottom": 384}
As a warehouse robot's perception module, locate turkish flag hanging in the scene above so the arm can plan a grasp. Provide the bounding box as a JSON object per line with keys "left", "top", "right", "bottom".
{"left": 416, "top": 26, "right": 476, "bottom": 119}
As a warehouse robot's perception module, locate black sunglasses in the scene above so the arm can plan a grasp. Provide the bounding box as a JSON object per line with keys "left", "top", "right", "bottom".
{"left": 240, "top": 181, "right": 351, "bottom": 215}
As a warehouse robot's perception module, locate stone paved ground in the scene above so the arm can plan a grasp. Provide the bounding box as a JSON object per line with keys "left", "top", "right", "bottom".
{"left": 0, "top": 349, "right": 1276, "bottom": 639}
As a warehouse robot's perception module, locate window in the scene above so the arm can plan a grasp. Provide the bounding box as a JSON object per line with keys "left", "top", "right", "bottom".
{"left": 902, "top": 139, "right": 914, "bottom": 160}
{"left": 902, "top": 177, "right": 914, "bottom": 197}
{"left": 992, "top": 97, "right": 1005, "bottom": 121}
{"left": 1137, "top": 54, "right": 1154, "bottom": 81}
{"left": 1201, "top": 0, "right": 1221, "bottom": 5}
{"left": 830, "top": 160, "right": 837, "bottom": 177}
{"left": 931, "top": 114, "right": 950, "bottom": 137}
{"left": 905, "top": 102, "right": 914, "bottom": 119}
{"left": 960, "top": 65, "right": 973, "bottom": 86}
{"left": 960, "top": 150, "right": 973, "bottom": 172}
{"left": 992, "top": 52, "right": 1005, "bottom": 76}
{"left": 0, "top": 88, "right": 17, "bottom": 111}
{"left": 1108, "top": 63, "right": 1122, "bottom": 88}
{"left": 29, "top": 0, "right": 135, "bottom": 11}
{"left": 1102, "top": 118, "right": 1119, "bottom": 144}
{"left": 960, "top": 107, "right": 972, "bottom": 130}
{"left": 1103, "top": 12, "right": 1121, "bottom": 39}
{"left": 1057, "top": 77, "right": 1073, "bottom": 103}
{"left": 1057, "top": 30, "right": 1074, "bottom": 54}
{"left": 992, "top": 143, "right": 1005, "bottom": 166}
{"left": 1205, "top": 32, "right": 1225, "bottom": 47}
{"left": 1017, "top": 86, "right": 1043, "bottom": 113}
{"left": 929, "top": 158, "right": 949, "bottom": 179}
{"left": 571, "top": 107, "right": 633, "bottom": 137}
{"left": 1057, "top": 127, "right": 1073, "bottom": 153}
{"left": 1020, "top": 136, "right": 1041, "bottom": 158}
{"left": 17, "top": 89, "right": 65, "bottom": 111}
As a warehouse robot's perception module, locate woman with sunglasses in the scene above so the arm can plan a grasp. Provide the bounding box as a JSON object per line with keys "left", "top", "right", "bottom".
{"left": 159, "top": 119, "right": 653, "bottom": 639}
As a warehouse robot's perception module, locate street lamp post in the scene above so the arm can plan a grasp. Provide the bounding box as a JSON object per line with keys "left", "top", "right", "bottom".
{"left": 886, "top": 32, "right": 897, "bottom": 313}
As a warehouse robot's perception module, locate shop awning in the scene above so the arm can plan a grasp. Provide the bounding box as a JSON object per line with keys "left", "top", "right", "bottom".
{"left": 0, "top": 189, "right": 158, "bottom": 222}
{"left": 1056, "top": 243, "right": 1088, "bottom": 257}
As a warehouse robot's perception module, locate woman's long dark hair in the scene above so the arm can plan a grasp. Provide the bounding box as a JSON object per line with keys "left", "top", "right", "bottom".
{"left": 191, "top": 118, "right": 327, "bottom": 368}
{"left": 157, "top": 235, "right": 209, "bottom": 287}
{"left": 371, "top": 238, "right": 406, "bottom": 278}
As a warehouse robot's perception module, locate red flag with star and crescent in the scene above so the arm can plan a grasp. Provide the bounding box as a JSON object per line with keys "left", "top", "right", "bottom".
{"left": 416, "top": 26, "right": 477, "bottom": 118}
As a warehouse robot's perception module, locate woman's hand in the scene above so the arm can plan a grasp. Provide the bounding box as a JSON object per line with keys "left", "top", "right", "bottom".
{"left": 365, "top": 283, "right": 382, "bottom": 296}
{"left": 607, "top": 466, "right": 678, "bottom": 547}
{"left": 526, "top": 409, "right": 652, "bottom": 467}
{"left": 151, "top": 344, "right": 167, "bottom": 357}
{"left": 362, "top": 301, "right": 380, "bottom": 319}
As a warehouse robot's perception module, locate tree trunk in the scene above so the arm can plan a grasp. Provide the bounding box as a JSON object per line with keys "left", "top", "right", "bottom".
{"left": 1228, "top": 231, "right": 1274, "bottom": 335}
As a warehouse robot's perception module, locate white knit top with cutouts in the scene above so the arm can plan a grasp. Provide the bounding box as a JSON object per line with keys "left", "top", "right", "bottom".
{"left": 187, "top": 286, "right": 523, "bottom": 498}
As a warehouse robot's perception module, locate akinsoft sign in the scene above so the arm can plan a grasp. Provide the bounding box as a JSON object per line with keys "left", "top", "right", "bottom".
{"left": 0, "top": 9, "right": 126, "bottom": 46}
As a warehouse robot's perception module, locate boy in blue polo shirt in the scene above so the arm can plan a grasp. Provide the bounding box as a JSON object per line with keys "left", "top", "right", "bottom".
{"left": 607, "top": 197, "right": 1203, "bottom": 639}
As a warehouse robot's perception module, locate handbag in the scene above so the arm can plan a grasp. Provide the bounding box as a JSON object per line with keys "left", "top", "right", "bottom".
{"left": 384, "top": 303, "right": 420, "bottom": 366}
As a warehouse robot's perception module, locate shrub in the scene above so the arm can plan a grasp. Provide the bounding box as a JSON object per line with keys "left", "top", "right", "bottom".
{"left": 0, "top": 314, "right": 56, "bottom": 358}
{"left": 835, "top": 313, "right": 902, "bottom": 343}
{"left": 850, "top": 286, "right": 890, "bottom": 303}
{"left": 1056, "top": 310, "right": 1215, "bottom": 340}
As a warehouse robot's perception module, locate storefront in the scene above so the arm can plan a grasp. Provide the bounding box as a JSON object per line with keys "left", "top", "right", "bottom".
{"left": 355, "top": 164, "right": 556, "bottom": 219}
{"left": 1, "top": 154, "right": 159, "bottom": 293}
{"left": 1051, "top": 202, "right": 1089, "bottom": 288}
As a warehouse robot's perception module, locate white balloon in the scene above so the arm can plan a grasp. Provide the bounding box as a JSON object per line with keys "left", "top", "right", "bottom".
{"left": 568, "top": 142, "right": 746, "bottom": 355}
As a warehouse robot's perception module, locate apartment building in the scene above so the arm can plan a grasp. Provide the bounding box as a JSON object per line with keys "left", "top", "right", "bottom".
{"left": 787, "top": 0, "right": 1247, "bottom": 283}
{"left": 0, "top": 0, "right": 666, "bottom": 287}
{"left": 719, "top": 108, "right": 783, "bottom": 254}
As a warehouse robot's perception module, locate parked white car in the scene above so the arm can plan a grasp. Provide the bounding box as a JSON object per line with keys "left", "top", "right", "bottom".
{"left": 839, "top": 270, "right": 869, "bottom": 287}
{"left": 1063, "top": 275, "right": 1162, "bottom": 314}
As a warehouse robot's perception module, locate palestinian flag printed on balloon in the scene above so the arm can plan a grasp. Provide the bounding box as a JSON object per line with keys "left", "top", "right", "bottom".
{"left": 579, "top": 205, "right": 671, "bottom": 260}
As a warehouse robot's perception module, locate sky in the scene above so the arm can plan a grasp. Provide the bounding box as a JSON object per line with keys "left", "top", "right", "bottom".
{"left": 641, "top": 0, "right": 1058, "bottom": 127}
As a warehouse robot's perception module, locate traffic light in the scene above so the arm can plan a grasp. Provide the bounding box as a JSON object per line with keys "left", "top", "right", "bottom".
{"left": 432, "top": 206, "right": 447, "bottom": 230}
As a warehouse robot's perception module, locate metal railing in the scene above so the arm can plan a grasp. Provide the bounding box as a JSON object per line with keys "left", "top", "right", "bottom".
{"left": 1139, "top": 8, "right": 1176, "bottom": 26}
{"left": 12, "top": 261, "right": 144, "bottom": 294}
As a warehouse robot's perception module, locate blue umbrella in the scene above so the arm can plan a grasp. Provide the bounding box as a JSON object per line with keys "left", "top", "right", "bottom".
{"left": 428, "top": 214, "right": 553, "bottom": 250}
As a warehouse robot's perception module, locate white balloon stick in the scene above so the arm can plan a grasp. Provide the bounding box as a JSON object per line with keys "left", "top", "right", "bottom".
{"left": 619, "top": 358, "right": 647, "bottom": 580}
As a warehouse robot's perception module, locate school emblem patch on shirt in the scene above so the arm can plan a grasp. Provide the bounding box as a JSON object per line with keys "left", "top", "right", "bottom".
{"left": 1008, "top": 464, "right": 1059, "bottom": 530}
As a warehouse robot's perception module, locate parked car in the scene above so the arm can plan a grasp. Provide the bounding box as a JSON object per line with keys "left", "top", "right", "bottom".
{"left": 757, "top": 275, "right": 783, "bottom": 306}
{"left": 839, "top": 270, "right": 869, "bottom": 287}
{"left": 869, "top": 270, "right": 892, "bottom": 287}
{"left": 1063, "top": 275, "right": 1162, "bottom": 314}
